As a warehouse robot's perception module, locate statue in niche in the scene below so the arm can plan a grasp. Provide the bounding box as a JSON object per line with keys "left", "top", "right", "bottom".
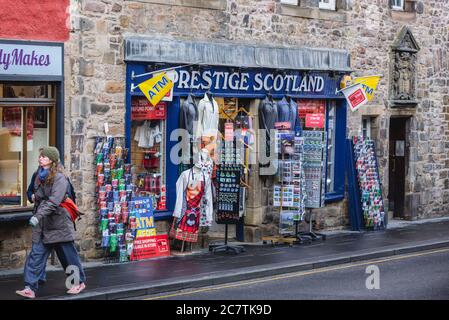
{"left": 393, "top": 51, "right": 415, "bottom": 101}
{"left": 389, "top": 26, "right": 420, "bottom": 107}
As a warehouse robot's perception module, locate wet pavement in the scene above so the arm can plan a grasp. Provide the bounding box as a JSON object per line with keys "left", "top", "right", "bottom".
{"left": 1, "top": 219, "right": 449, "bottom": 300}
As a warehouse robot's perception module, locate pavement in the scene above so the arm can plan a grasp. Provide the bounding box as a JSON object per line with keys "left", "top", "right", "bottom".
{"left": 1, "top": 217, "right": 449, "bottom": 300}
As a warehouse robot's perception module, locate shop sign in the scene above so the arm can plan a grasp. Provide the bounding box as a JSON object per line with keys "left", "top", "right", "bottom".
{"left": 131, "top": 97, "right": 166, "bottom": 120}
{"left": 137, "top": 72, "right": 174, "bottom": 106}
{"left": 0, "top": 41, "right": 63, "bottom": 77}
{"left": 129, "top": 65, "right": 342, "bottom": 98}
{"left": 341, "top": 83, "right": 368, "bottom": 112}
{"left": 305, "top": 114, "right": 325, "bottom": 128}
{"left": 130, "top": 234, "right": 170, "bottom": 261}
{"left": 133, "top": 197, "right": 156, "bottom": 238}
{"left": 298, "top": 100, "right": 326, "bottom": 118}
{"left": 173, "top": 69, "right": 327, "bottom": 94}
{"left": 353, "top": 75, "right": 381, "bottom": 101}
{"left": 161, "top": 70, "right": 175, "bottom": 102}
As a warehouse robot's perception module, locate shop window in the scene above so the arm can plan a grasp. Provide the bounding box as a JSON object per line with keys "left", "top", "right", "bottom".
{"left": 297, "top": 99, "right": 343, "bottom": 197}
{"left": 326, "top": 101, "right": 336, "bottom": 193}
{"left": 0, "top": 84, "right": 54, "bottom": 210}
{"left": 130, "top": 97, "right": 167, "bottom": 211}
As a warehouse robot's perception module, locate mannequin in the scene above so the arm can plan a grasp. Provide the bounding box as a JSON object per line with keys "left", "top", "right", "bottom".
{"left": 195, "top": 92, "right": 219, "bottom": 162}
{"left": 172, "top": 149, "right": 213, "bottom": 244}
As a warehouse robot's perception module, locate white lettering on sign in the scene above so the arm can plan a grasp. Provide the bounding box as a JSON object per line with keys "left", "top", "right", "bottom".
{"left": 173, "top": 70, "right": 326, "bottom": 93}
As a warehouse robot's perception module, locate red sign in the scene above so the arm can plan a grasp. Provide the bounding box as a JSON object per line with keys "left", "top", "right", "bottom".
{"left": 298, "top": 100, "right": 325, "bottom": 118}
{"left": 305, "top": 113, "right": 325, "bottom": 128}
{"left": 130, "top": 234, "right": 170, "bottom": 261}
{"left": 131, "top": 97, "right": 166, "bottom": 120}
{"left": 348, "top": 88, "right": 366, "bottom": 110}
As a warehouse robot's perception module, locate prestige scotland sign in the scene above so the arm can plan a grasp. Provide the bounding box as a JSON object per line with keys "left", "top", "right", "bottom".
{"left": 0, "top": 42, "right": 63, "bottom": 77}
{"left": 174, "top": 70, "right": 325, "bottom": 93}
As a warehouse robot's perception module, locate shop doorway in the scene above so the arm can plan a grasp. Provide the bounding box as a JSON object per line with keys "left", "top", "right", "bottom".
{"left": 388, "top": 117, "right": 408, "bottom": 218}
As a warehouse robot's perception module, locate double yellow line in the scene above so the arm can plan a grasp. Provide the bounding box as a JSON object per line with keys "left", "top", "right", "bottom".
{"left": 144, "top": 247, "right": 449, "bottom": 300}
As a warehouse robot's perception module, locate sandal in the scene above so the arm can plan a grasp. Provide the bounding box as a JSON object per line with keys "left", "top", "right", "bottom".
{"left": 16, "top": 287, "right": 36, "bottom": 299}
{"left": 67, "top": 282, "right": 86, "bottom": 295}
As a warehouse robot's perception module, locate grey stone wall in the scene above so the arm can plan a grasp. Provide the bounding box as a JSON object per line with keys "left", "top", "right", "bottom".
{"left": 64, "top": 0, "right": 448, "bottom": 249}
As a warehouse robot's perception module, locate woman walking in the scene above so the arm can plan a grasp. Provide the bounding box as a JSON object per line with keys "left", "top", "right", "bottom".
{"left": 16, "top": 147, "right": 86, "bottom": 299}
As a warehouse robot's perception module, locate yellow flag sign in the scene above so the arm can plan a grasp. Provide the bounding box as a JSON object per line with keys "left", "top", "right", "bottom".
{"left": 353, "top": 76, "right": 381, "bottom": 101}
{"left": 137, "top": 72, "right": 174, "bottom": 106}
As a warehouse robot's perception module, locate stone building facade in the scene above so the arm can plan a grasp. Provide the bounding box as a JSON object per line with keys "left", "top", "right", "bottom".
{"left": 1, "top": 0, "right": 448, "bottom": 268}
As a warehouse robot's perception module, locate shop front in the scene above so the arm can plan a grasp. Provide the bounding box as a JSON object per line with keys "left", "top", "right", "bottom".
{"left": 93, "top": 37, "right": 352, "bottom": 262}
{"left": 0, "top": 39, "right": 65, "bottom": 217}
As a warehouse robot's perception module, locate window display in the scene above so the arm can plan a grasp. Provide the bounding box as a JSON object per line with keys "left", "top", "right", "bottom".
{"left": 0, "top": 84, "right": 54, "bottom": 209}
{"left": 131, "top": 96, "right": 167, "bottom": 211}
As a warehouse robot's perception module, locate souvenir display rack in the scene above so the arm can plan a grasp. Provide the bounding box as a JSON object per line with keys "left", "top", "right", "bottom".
{"left": 210, "top": 138, "right": 245, "bottom": 254}
{"left": 348, "top": 136, "right": 386, "bottom": 231}
{"left": 302, "top": 130, "right": 326, "bottom": 209}
{"left": 94, "top": 136, "right": 133, "bottom": 263}
{"left": 298, "top": 130, "right": 327, "bottom": 241}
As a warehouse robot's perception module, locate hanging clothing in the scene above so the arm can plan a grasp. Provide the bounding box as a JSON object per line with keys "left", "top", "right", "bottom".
{"left": 258, "top": 97, "right": 278, "bottom": 158}
{"left": 276, "top": 97, "right": 291, "bottom": 124}
{"left": 134, "top": 121, "right": 162, "bottom": 148}
{"left": 181, "top": 94, "right": 198, "bottom": 137}
{"left": 289, "top": 98, "right": 299, "bottom": 132}
{"left": 290, "top": 98, "right": 303, "bottom": 135}
{"left": 258, "top": 97, "right": 278, "bottom": 131}
{"left": 196, "top": 93, "right": 219, "bottom": 138}
{"left": 173, "top": 167, "right": 213, "bottom": 241}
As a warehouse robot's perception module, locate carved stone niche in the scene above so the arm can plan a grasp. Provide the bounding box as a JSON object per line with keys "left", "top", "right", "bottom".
{"left": 389, "top": 26, "right": 420, "bottom": 108}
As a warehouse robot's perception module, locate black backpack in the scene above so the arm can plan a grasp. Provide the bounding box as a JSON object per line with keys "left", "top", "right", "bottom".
{"left": 66, "top": 178, "right": 77, "bottom": 205}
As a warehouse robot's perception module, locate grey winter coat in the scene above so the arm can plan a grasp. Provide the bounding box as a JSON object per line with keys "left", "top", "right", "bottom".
{"left": 31, "top": 172, "right": 76, "bottom": 244}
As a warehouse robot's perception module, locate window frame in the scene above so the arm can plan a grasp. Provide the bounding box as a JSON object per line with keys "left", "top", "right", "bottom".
{"left": 0, "top": 96, "right": 56, "bottom": 212}
{"left": 362, "top": 117, "right": 372, "bottom": 139}
{"left": 391, "top": 0, "right": 405, "bottom": 11}
{"left": 319, "top": 0, "right": 337, "bottom": 11}
{"left": 324, "top": 99, "right": 346, "bottom": 203}
{"left": 280, "top": 0, "right": 299, "bottom": 5}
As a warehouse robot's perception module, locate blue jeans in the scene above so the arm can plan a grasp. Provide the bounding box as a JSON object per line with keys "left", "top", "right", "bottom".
{"left": 24, "top": 241, "right": 86, "bottom": 292}
{"left": 24, "top": 242, "right": 52, "bottom": 292}
{"left": 54, "top": 242, "right": 86, "bottom": 286}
